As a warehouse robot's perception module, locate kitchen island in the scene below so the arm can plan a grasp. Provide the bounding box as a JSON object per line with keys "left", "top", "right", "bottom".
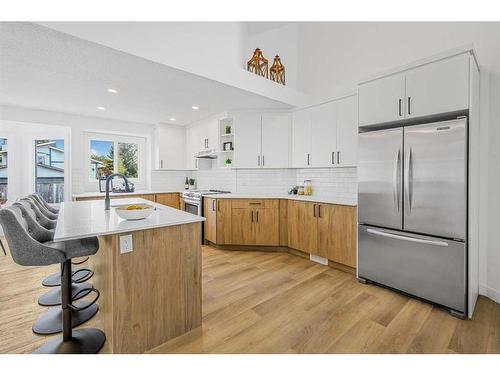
{"left": 53, "top": 198, "right": 205, "bottom": 353}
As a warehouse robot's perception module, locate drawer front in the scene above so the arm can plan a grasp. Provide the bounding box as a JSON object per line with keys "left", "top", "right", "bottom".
{"left": 230, "top": 199, "right": 279, "bottom": 209}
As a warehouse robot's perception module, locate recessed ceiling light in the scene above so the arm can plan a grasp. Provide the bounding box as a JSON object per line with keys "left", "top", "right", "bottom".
{"left": 169, "top": 118, "right": 176, "bottom": 121}
{"left": 107, "top": 88, "right": 118, "bottom": 94}
{"left": 97, "top": 106, "right": 106, "bottom": 111}
{"left": 191, "top": 106, "right": 199, "bottom": 110}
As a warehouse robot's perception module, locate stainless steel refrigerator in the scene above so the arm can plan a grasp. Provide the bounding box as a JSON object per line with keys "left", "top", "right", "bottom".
{"left": 357, "top": 117, "right": 467, "bottom": 317}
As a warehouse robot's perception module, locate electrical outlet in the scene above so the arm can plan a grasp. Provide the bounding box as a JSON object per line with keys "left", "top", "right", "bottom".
{"left": 120, "top": 234, "right": 133, "bottom": 254}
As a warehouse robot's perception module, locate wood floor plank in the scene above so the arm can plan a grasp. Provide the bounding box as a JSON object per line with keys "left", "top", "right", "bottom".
{"left": 1, "top": 242, "right": 499, "bottom": 354}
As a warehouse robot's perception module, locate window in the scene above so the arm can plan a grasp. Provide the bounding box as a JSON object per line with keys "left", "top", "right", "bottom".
{"left": 90, "top": 140, "right": 114, "bottom": 180}
{"left": 86, "top": 133, "right": 145, "bottom": 189}
{"left": 35, "top": 139, "right": 65, "bottom": 203}
{"left": 0, "top": 138, "right": 7, "bottom": 202}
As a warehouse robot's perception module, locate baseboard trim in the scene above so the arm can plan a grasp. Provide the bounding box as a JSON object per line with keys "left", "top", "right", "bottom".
{"left": 479, "top": 284, "right": 500, "bottom": 304}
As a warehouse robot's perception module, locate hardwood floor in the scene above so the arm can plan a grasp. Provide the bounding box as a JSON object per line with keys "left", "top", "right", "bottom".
{"left": 1, "top": 244, "right": 499, "bottom": 354}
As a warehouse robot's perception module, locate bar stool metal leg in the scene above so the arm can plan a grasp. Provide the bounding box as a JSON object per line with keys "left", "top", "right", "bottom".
{"left": 34, "top": 260, "right": 106, "bottom": 354}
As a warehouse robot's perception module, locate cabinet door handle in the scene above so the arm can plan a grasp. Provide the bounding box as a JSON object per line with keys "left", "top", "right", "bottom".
{"left": 256, "top": 210, "right": 259, "bottom": 223}
{"left": 160, "top": 159, "right": 163, "bottom": 168}
{"left": 318, "top": 205, "right": 321, "bottom": 218}
{"left": 212, "top": 200, "right": 216, "bottom": 211}
{"left": 258, "top": 155, "right": 261, "bottom": 166}
{"left": 313, "top": 204, "right": 317, "bottom": 217}
{"left": 195, "top": 159, "right": 198, "bottom": 169}
{"left": 337, "top": 151, "right": 340, "bottom": 165}
{"left": 251, "top": 210, "right": 254, "bottom": 222}
{"left": 307, "top": 153, "right": 310, "bottom": 166}
{"left": 217, "top": 200, "right": 220, "bottom": 211}
{"left": 262, "top": 155, "right": 265, "bottom": 167}
{"left": 398, "top": 98, "right": 402, "bottom": 117}
{"left": 407, "top": 97, "right": 411, "bottom": 115}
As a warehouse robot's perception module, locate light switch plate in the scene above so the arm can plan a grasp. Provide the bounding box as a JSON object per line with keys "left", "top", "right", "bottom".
{"left": 120, "top": 234, "right": 133, "bottom": 254}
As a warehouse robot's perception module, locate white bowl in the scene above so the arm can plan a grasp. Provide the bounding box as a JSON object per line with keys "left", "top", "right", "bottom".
{"left": 115, "top": 204, "right": 154, "bottom": 220}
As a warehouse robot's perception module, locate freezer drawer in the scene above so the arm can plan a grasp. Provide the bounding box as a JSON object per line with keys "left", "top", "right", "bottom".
{"left": 358, "top": 128, "right": 403, "bottom": 230}
{"left": 358, "top": 224, "right": 466, "bottom": 314}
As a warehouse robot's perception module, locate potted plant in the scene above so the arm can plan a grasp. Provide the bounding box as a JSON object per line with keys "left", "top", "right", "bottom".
{"left": 188, "top": 178, "right": 196, "bottom": 190}
{"left": 225, "top": 158, "right": 232, "bottom": 167}
{"left": 225, "top": 125, "right": 232, "bottom": 134}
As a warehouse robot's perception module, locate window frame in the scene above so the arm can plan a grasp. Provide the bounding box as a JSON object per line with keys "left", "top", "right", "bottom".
{"left": 84, "top": 132, "right": 146, "bottom": 191}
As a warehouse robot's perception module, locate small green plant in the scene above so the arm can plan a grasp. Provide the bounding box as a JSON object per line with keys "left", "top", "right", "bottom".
{"left": 225, "top": 125, "right": 232, "bottom": 134}
{"left": 225, "top": 158, "right": 232, "bottom": 165}
{"left": 189, "top": 178, "right": 195, "bottom": 186}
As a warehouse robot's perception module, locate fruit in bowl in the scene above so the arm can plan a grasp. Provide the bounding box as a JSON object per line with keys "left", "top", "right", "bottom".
{"left": 115, "top": 204, "right": 154, "bottom": 220}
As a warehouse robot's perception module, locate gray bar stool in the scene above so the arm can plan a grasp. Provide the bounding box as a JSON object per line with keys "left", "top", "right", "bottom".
{"left": 25, "top": 196, "right": 58, "bottom": 220}
{"left": 12, "top": 202, "right": 98, "bottom": 335}
{"left": 19, "top": 199, "right": 93, "bottom": 288}
{"left": 30, "top": 192, "right": 59, "bottom": 214}
{"left": 0, "top": 206, "right": 105, "bottom": 353}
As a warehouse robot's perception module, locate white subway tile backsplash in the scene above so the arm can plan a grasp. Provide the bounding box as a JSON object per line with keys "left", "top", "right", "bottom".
{"left": 151, "top": 167, "right": 358, "bottom": 202}
{"left": 150, "top": 170, "right": 191, "bottom": 191}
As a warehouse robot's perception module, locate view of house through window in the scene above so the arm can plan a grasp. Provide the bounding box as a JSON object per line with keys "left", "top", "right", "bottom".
{"left": 89, "top": 139, "right": 139, "bottom": 180}
{"left": 35, "top": 139, "right": 65, "bottom": 203}
{"left": 0, "top": 138, "right": 7, "bottom": 202}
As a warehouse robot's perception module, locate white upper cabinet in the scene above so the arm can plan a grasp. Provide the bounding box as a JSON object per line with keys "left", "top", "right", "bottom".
{"left": 310, "top": 101, "right": 337, "bottom": 167}
{"left": 185, "top": 125, "right": 201, "bottom": 169}
{"left": 234, "top": 113, "right": 262, "bottom": 168}
{"left": 261, "top": 113, "right": 291, "bottom": 168}
{"left": 405, "top": 54, "right": 469, "bottom": 119}
{"left": 336, "top": 96, "right": 358, "bottom": 167}
{"left": 206, "top": 118, "right": 219, "bottom": 150}
{"left": 155, "top": 125, "right": 185, "bottom": 170}
{"left": 291, "top": 108, "right": 312, "bottom": 168}
{"left": 359, "top": 53, "right": 471, "bottom": 127}
{"left": 358, "top": 74, "right": 406, "bottom": 126}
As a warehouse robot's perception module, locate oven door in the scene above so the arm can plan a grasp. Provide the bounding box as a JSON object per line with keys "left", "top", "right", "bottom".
{"left": 183, "top": 198, "right": 201, "bottom": 216}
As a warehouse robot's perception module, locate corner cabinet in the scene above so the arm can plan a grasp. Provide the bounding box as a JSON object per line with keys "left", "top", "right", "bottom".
{"left": 233, "top": 112, "right": 290, "bottom": 169}
{"left": 358, "top": 53, "right": 471, "bottom": 127}
{"left": 291, "top": 95, "right": 357, "bottom": 168}
{"left": 204, "top": 198, "right": 231, "bottom": 245}
{"left": 230, "top": 199, "right": 279, "bottom": 246}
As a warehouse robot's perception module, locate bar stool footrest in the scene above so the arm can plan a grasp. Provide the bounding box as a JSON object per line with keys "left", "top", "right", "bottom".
{"left": 33, "top": 328, "right": 106, "bottom": 354}
{"left": 32, "top": 302, "right": 99, "bottom": 335}
{"left": 38, "top": 282, "right": 92, "bottom": 306}
{"left": 42, "top": 268, "right": 93, "bottom": 287}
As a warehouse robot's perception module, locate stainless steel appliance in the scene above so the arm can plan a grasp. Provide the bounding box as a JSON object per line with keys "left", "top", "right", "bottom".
{"left": 358, "top": 117, "right": 468, "bottom": 317}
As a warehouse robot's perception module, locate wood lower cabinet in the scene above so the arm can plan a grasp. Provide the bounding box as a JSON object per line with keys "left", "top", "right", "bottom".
{"left": 155, "top": 193, "right": 180, "bottom": 209}
{"left": 317, "top": 204, "right": 357, "bottom": 267}
{"left": 216, "top": 199, "right": 232, "bottom": 244}
{"left": 230, "top": 208, "right": 255, "bottom": 245}
{"left": 230, "top": 201, "right": 280, "bottom": 246}
{"left": 203, "top": 198, "right": 232, "bottom": 245}
{"left": 287, "top": 200, "right": 318, "bottom": 254}
{"left": 287, "top": 200, "right": 356, "bottom": 268}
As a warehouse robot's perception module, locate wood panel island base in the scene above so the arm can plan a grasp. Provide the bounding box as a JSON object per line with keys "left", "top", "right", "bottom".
{"left": 53, "top": 198, "right": 204, "bottom": 354}
{"left": 92, "top": 223, "right": 201, "bottom": 353}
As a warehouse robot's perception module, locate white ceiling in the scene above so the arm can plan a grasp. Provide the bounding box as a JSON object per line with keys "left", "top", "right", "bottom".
{"left": 0, "top": 22, "right": 292, "bottom": 126}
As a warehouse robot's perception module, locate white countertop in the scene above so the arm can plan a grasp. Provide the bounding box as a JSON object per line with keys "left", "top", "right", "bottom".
{"left": 54, "top": 198, "right": 204, "bottom": 242}
{"left": 72, "top": 190, "right": 182, "bottom": 199}
{"left": 212, "top": 193, "right": 357, "bottom": 206}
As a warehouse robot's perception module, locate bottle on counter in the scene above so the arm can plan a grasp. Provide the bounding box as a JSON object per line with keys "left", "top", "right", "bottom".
{"left": 297, "top": 186, "right": 305, "bottom": 195}
{"left": 184, "top": 177, "right": 189, "bottom": 190}
{"left": 304, "top": 180, "right": 313, "bottom": 196}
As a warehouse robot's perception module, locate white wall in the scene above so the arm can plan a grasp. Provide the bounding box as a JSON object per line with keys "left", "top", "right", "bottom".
{"left": 244, "top": 24, "right": 298, "bottom": 89}
{"left": 296, "top": 22, "right": 500, "bottom": 302}
{"left": 0, "top": 105, "right": 155, "bottom": 197}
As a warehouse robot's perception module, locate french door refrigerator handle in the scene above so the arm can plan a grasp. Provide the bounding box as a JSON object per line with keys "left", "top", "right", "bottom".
{"left": 366, "top": 228, "right": 449, "bottom": 247}
{"left": 404, "top": 147, "right": 413, "bottom": 214}
{"left": 392, "top": 148, "right": 401, "bottom": 212}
